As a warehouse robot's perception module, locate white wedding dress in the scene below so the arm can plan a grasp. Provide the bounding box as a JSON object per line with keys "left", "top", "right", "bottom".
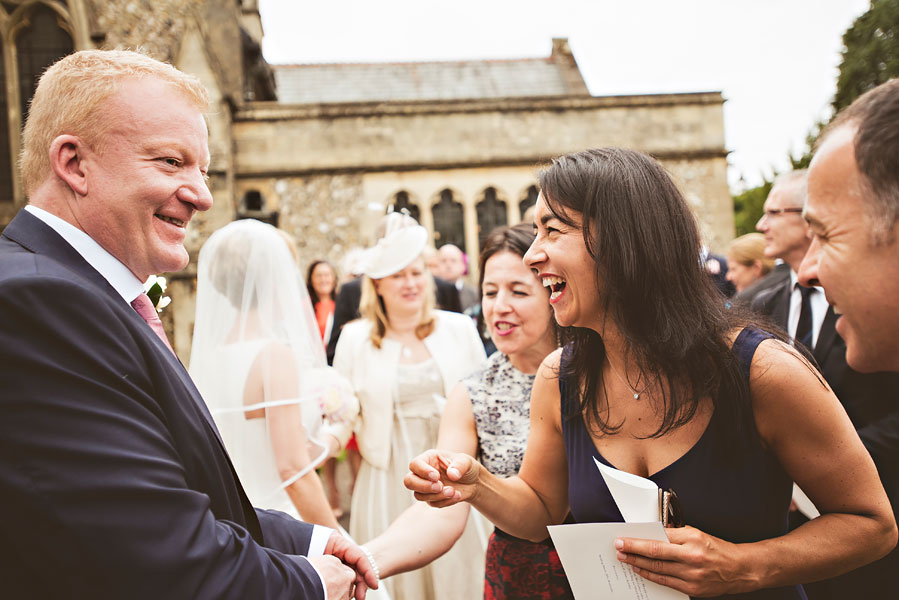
{"left": 209, "top": 340, "right": 320, "bottom": 516}
{"left": 208, "top": 340, "right": 390, "bottom": 599}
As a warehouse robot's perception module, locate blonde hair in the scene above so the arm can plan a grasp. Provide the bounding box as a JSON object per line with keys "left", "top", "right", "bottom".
{"left": 21, "top": 49, "right": 209, "bottom": 195}
{"left": 727, "top": 233, "right": 775, "bottom": 274}
{"left": 359, "top": 266, "right": 436, "bottom": 349}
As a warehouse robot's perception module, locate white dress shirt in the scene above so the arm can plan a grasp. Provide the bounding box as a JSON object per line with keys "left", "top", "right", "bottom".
{"left": 23, "top": 205, "right": 334, "bottom": 596}
{"left": 788, "top": 270, "right": 828, "bottom": 350}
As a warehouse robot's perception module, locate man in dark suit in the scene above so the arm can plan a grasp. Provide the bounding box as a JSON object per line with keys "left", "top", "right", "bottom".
{"left": 0, "top": 50, "right": 375, "bottom": 599}
{"left": 756, "top": 167, "right": 899, "bottom": 598}
{"left": 731, "top": 260, "right": 790, "bottom": 307}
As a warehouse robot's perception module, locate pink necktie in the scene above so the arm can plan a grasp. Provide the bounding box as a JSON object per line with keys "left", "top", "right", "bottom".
{"left": 131, "top": 293, "right": 175, "bottom": 354}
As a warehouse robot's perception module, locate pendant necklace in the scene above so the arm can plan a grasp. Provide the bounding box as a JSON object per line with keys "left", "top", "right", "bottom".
{"left": 606, "top": 356, "right": 647, "bottom": 400}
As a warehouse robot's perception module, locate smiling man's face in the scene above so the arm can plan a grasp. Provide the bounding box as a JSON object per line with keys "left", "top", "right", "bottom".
{"left": 799, "top": 124, "right": 899, "bottom": 372}
{"left": 72, "top": 77, "right": 212, "bottom": 281}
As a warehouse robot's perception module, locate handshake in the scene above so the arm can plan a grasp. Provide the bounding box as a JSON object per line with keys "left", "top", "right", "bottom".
{"left": 312, "top": 531, "right": 380, "bottom": 600}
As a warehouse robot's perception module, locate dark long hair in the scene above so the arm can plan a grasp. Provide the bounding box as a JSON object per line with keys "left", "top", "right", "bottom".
{"left": 305, "top": 260, "right": 337, "bottom": 305}
{"left": 540, "top": 148, "right": 770, "bottom": 441}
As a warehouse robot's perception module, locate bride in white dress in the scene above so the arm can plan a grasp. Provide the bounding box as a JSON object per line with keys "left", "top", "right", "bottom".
{"left": 189, "top": 219, "right": 344, "bottom": 529}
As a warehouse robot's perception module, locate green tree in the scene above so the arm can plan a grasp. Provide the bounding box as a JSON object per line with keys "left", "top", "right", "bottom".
{"left": 732, "top": 0, "right": 899, "bottom": 235}
{"left": 833, "top": 0, "right": 899, "bottom": 112}
{"left": 732, "top": 177, "right": 772, "bottom": 236}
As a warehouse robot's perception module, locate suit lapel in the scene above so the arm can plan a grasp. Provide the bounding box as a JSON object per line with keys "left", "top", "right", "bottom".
{"left": 3, "top": 210, "right": 226, "bottom": 445}
{"left": 771, "top": 281, "right": 791, "bottom": 330}
{"left": 814, "top": 306, "right": 839, "bottom": 366}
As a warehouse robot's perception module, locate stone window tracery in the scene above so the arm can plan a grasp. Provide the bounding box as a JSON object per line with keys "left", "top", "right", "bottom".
{"left": 0, "top": 0, "right": 77, "bottom": 205}
{"left": 519, "top": 185, "right": 538, "bottom": 221}
{"left": 432, "top": 188, "right": 465, "bottom": 252}
{"left": 476, "top": 186, "right": 507, "bottom": 249}
{"left": 393, "top": 190, "right": 419, "bottom": 223}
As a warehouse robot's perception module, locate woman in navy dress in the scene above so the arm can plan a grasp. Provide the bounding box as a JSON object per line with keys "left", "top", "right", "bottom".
{"left": 404, "top": 148, "right": 896, "bottom": 598}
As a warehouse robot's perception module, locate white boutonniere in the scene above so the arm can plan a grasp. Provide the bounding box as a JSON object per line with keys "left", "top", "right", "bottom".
{"left": 144, "top": 275, "right": 172, "bottom": 313}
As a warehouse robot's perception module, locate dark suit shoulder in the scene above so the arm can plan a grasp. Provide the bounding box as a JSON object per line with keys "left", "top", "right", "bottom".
{"left": 750, "top": 279, "right": 788, "bottom": 315}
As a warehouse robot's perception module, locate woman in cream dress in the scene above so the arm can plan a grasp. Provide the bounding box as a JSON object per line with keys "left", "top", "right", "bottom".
{"left": 326, "top": 213, "right": 488, "bottom": 600}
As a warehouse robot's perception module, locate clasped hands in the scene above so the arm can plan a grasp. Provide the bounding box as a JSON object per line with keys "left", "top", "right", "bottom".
{"left": 404, "top": 449, "right": 753, "bottom": 598}
{"left": 310, "top": 531, "right": 380, "bottom": 600}
{"left": 404, "top": 449, "right": 480, "bottom": 508}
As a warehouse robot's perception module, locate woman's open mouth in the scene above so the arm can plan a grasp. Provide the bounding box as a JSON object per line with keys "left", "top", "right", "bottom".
{"left": 541, "top": 276, "right": 566, "bottom": 300}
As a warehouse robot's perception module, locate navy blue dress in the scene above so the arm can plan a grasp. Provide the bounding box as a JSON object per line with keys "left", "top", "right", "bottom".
{"left": 561, "top": 328, "right": 806, "bottom": 600}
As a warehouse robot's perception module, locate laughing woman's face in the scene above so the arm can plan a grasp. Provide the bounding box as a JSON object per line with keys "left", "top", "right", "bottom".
{"left": 523, "top": 195, "right": 603, "bottom": 330}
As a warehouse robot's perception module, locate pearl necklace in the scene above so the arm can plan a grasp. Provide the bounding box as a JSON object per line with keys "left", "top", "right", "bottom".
{"left": 606, "top": 356, "right": 647, "bottom": 400}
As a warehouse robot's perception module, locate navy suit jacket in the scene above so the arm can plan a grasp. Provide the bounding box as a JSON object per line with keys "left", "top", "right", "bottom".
{"left": 0, "top": 210, "right": 325, "bottom": 599}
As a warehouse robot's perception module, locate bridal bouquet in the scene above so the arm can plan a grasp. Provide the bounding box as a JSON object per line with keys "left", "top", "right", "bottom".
{"left": 302, "top": 366, "right": 359, "bottom": 426}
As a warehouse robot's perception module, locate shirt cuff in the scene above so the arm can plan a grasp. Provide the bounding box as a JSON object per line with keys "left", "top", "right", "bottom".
{"left": 307, "top": 525, "right": 336, "bottom": 600}
{"left": 309, "top": 524, "right": 333, "bottom": 557}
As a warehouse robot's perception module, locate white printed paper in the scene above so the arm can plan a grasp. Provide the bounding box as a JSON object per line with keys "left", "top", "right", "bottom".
{"left": 594, "top": 457, "right": 660, "bottom": 523}
{"left": 548, "top": 522, "right": 689, "bottom": 600}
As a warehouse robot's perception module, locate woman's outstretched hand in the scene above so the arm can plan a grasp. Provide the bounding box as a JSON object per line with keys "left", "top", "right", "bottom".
{"left": 404, "top": 449, "right": 481, "bottom": 508}
{"left": 615, "top": 526, "right": 755, "bottom": 597}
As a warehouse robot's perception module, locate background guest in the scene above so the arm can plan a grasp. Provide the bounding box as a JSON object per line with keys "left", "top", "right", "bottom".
{"left": 406, "top": 148, "right": 896, "bottom": 599}
{"left": 363, "top": 224, "right": 570, "bottom": 599}
{"left": 438, "top": 243, "right": 479, "bottom": 313}
{"left": 702, "top": 245, "right": 735, "bottom": 298}
{"left": 305, "top": 258, "right": 351, "bottom": 518}
{"left": 326, "top": 213, "right": 488, "bottom": 600}
{"left": 191, "top": 220, "right": 342, "bottom": 530}
{"left": 307, "top": 260, "right": 338, "bottom": 344}
{"left": 725, "top": 233, "right": 775, "bottom": 295}
{"left": 327, "top": 220, "right": 461, "bottom": 365}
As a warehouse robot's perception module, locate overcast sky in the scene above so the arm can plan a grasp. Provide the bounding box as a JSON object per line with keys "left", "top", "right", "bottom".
{"left": 258, "top": 0, "right": 870, "bottom": 191}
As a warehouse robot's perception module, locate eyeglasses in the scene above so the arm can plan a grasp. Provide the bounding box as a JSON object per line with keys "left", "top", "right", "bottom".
{"left": 763, "top": 208, "right": 804, "bottom": 218}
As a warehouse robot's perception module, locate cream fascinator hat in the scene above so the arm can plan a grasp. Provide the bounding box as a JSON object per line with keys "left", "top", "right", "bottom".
{"left": 360, "top": 212, "right": 429, "bottom": 279}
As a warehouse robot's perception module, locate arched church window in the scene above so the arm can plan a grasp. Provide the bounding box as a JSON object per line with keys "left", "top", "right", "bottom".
{"left": 393, "top": 191, "right": 419, "bottom": 223}
{"left": 432, "top": 188, "right": 465, "bottom": 252}
{"left": 0, "top": 45, "right": 12, "bottom": 203}
{"left": 243, "top": 190, "right": 264, "bottom": 212}
{"left": 476, "top": 187, "right": 507, "bottom": 249}
{"left": 238, "top": 189, "right": 279, "bottom": 226}
{"left": 519, "top": 185, "right": 538, "bottom": 220}
{"left": 15, "top": 4, "right": 73, "bottom": 122}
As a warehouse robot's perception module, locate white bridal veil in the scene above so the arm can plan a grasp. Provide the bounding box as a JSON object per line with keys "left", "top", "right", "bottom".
{"left": 190, "top": 219, "right": 354, "bottom": 509}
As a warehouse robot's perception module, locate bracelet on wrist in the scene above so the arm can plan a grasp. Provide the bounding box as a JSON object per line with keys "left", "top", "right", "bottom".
{"left": 359, "top": 544, "right": 380, "bottom": 580}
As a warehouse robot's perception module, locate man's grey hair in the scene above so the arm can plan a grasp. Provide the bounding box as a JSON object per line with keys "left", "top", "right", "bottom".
{"left": 772, "top": 169, "right": 808, "bottom": 208}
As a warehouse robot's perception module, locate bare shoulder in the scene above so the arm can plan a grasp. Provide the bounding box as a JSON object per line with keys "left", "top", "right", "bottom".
{"left": 537, "top": 347, "right": 564, "bottom": 378}
{"left": 257, "top": 339, "right": 294, "bottom": 363}
{"left": 733, "top": 330, "right": 837, "bottom": 443}
{"left": 724, "top": 327, "right": 813, "bottom": 389}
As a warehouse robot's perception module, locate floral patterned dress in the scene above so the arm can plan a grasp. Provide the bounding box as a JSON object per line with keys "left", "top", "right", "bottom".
{"left": 465, "top": 352, "right": 573, "bottom": 600}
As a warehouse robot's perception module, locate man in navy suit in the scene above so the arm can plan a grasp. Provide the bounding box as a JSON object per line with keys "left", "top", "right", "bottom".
{"left": 799, "top": 77, "right": 899, "bottom": 511}
{"left": 756, "top": 163, "right": 899, "bottom": 597}
{"left": 0, "top": 50, "right": 376, "bottom": 599}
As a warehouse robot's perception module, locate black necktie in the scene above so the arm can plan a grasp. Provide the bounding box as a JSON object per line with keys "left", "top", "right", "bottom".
{"left": 795, "top": 286, "right": 814, "bottom": 350}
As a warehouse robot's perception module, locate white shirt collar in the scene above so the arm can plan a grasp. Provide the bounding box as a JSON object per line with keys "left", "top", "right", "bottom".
{"left": 25, "top": 205, "right": 146, "bottom": 303}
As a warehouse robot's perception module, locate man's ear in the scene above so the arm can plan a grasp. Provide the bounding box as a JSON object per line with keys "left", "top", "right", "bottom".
{"left": 48, "top": 135, "right": 88, "bottom": 196}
